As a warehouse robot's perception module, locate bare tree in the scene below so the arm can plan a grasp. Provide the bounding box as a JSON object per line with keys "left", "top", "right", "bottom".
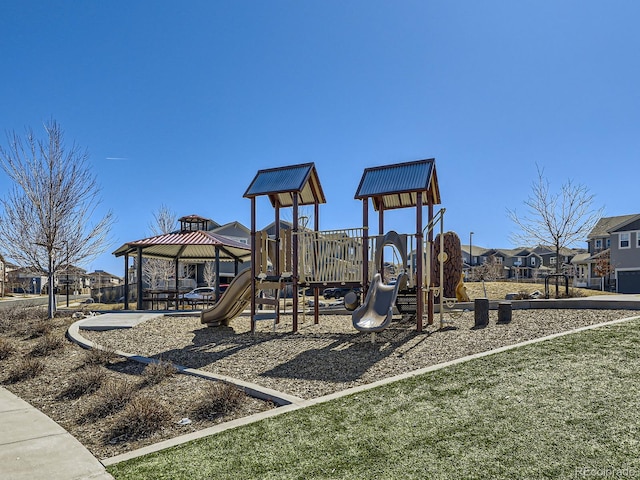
{"left": 142, "top": 205, "right": 177, "bottom": 290}
{"left": 476, "top": 255, "right": 503, "bottom": 281}
{"left": 0, "top": 120, "right": 113, "bottom": 317}
{"left": 149, "top": 204, "right": 177, "bottom": 236}
{"left": 508, "top": 165, "right": 603, "bottom": 297}
{"left": 203, "top": 261, "right": 216, "bottom": 287}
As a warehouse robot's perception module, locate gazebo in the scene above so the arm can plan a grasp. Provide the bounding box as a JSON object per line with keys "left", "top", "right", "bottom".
{"left": 113, "top": 216, "right": 251, "bottom": 310}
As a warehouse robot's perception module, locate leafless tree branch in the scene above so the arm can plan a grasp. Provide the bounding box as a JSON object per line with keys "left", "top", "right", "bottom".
{"left": 507, "top": 164, "right": 603, "bottom": 277}
{"left": 0, "top": 120, "right": 114, "bottom": 317}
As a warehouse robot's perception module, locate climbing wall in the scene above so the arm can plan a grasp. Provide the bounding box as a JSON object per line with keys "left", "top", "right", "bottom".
{"left": 432, "top": 231, "right": 463, "bottom": 298}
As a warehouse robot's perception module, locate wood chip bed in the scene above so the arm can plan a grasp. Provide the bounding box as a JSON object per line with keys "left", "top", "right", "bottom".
{"left": 82, "top": 309, "right": 638, "bottom": 400}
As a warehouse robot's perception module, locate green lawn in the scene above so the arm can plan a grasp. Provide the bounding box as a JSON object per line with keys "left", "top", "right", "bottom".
{"left": 108, "top": 317, "right": 640, "bottom": 480}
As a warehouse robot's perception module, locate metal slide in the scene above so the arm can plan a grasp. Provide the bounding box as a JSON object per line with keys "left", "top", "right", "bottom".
{"left": 200, "top": 268, "right": 253, "bottom": 326}
{"left": 352, "top": 272, "right": 407, "bottom": 333}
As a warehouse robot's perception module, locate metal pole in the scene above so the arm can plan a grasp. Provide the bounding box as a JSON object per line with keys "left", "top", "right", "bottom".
{"left": 66, "top": 242, "right": 70, "bottom": 307}
{"left": 469, "top": 231, "right": 474, "bottom": 278}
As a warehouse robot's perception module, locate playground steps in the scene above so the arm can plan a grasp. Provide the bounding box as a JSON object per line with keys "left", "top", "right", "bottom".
{"left": 396, "top": 293, "right": 417, "bottom": 315}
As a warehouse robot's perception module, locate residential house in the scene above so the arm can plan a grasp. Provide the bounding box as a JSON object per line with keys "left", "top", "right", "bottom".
{"left": 86, "top": 270, "right": 122, "bottom": 289}
{"left": 575, "top": 214, "right": 640, "bottom": 293}
{"left": 7, "top": 266, "right": 46, "bottom": 294}
{"left": 532, "top": 245, "right": 581, "bottom": 272}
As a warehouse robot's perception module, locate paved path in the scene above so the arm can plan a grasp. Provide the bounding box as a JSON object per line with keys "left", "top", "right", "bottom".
{"left": 0, "top": 387, "right": 114, "bottom": 480}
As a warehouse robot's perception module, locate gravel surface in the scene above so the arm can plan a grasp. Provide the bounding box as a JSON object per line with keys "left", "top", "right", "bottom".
{"left": 82, "top": 309, "right": 639, "bottom": 400}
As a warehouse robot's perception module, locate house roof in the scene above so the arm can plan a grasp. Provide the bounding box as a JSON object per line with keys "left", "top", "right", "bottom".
{"left": 87, "top": 270, "right": 121, "bottom": 280}
{"left": 532, "top": 245, "right": 577, "bottom": 257}
{"left": 354, "top": 158, "right": 441, "bottom": 211}
{"left": 212, "top": 221, "right": 250, "bottom": 236}
{"left": 243, "top": 162, "right": 326, "bottom": 208}
{"left": 460, "top": 245, "right": 491, "bottom": 256}
{"left": 588, "top": 214, "right": 640, "bottom": 238}
{"left": 570, "top": 252, "right": 592, "bottom": 264}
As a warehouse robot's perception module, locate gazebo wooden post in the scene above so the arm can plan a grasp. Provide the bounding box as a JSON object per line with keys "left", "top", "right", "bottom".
{"left": 250, "top": 197, "right": 257, "bottom": 333}
{"left": 215, "top": 247, "right": 221, "bottom": 301}
{"left": 292, "top": 193, "right": 299, "bottom": 332}
{"left": 174, "top": 257, "right": 180, "bottom": 310}
{"left": 274, "top": 202, "right": 280, "bottom": 275}
{"left": 416, "top": 192, "right": 423, "bottom": 332}
{"left": 123, "top": 253, "right": 129, "bottom": 310}
{"left": 427, "top": 202, "right": 434, "bottom": 326}
{"left": 136, "top": 246, "right": 143, "bottom": 310}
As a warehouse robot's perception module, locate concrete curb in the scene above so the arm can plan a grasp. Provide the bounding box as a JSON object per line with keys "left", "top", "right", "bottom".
{"left": 67, "top": 318, "right": 304, "bottom": 407}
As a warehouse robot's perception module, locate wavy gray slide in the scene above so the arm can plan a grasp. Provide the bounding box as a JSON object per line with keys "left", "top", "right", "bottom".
{"left": 352, "top": 273, "right": 406, "bottom": 333}
{"left": 200, "top": 268, "right": 252, "bottom": 326}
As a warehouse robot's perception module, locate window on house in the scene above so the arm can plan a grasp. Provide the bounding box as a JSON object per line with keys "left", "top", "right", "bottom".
{"left": 530, "top": 257, "right": 536, "bottom": 266}
{"left": 620, "top": 232, "right": 630, "bottom": 249}
{"left": 635, "top": 232, "right": 640, "bottom": 248}
{"left": 606, "top": 238, "right": 611, "bottom": 248}
{"left": 595, "top": 239, "right": 602, "bottom": 250}
{"left": 550, "top": 256, "right": 557, "bottom": 265}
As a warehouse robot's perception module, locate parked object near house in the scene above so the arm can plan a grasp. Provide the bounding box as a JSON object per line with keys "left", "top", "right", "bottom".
{"left": 179, "top": 287, "right": 215, "bottom": 301}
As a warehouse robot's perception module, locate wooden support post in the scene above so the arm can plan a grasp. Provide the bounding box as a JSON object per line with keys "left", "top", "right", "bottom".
{"left": 416, "top": 192, "right": 423, "bottom": 332}
{"left": 250, "top": 198, "right": 257, "bottom": 333}
{"left": 136, "top": 246, "right": 143, "bottom": 310}
{"left": 292, "top": 193, "right": 299, "bottom": 333}
{"left": 123, "top": 253, "right": 129, "bottom": 310}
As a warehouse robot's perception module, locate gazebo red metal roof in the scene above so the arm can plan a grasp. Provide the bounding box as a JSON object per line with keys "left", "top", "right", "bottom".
{"left": 113, "top": 230, "right": 250, "bottom": 262}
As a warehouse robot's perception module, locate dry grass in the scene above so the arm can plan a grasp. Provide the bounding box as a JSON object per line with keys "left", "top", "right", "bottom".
{"left": 30, "top": 333, "right": 66, "bottom": 356}
{"left": 464, "top": 281, "right": 612, "bottom": 300}
{"left": 107, "top": 396, "right": 171, "bottom": 443}
{"left": 60, "top": 366, "right": 107, "bottom": 399}
{"left": 192, "top": 382, "right": 247, "bottom": 420}
{"left": 0, "top": 309, "right": 273, "bottom": 459}
{"left": 81, "top": 346, "right": 119, "bottom": 366}
{"left": 142, "top": 359, "right": 178, "bottom": 385}
{"left": 5, "top": 356, "right": 46, "bottom": 383}
{"left": 81, "top": 379, "right": 139, "bottom": 421}
{"left": 0, "top": 337, "right": 16, "bottom": 359}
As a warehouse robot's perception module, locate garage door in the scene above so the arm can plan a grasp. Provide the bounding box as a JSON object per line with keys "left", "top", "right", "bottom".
{"left": 618, "top": 270, "right": 640, "bottom": 294}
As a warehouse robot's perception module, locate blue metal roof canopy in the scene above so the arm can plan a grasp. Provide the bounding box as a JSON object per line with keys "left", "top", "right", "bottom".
{"left": 243, "top": 162, "right": 326, "bottom": 208}
{"left": 354, "top": 158, "right": 440, "bottom": 211}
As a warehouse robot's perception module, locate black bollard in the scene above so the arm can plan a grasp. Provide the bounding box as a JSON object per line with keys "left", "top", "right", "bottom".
{"left": 497, "top": 301, "right": 512, "bottom": 324}
{"left": 474, "top": 298, "right": 489, "bottom": 327}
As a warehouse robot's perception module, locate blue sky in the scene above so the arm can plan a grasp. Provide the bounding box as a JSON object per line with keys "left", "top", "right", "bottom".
{"left": 2, "top": 1, "right": 639, "bottom": 276}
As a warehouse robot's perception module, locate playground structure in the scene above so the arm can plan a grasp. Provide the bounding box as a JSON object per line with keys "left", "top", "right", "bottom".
{"left": 215, "top": 158, "right": 460, "bottom": 334}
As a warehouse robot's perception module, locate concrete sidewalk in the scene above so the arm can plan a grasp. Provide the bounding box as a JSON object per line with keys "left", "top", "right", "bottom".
{"left": 0, "top": 387, "right": 113, "bottom": 480}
